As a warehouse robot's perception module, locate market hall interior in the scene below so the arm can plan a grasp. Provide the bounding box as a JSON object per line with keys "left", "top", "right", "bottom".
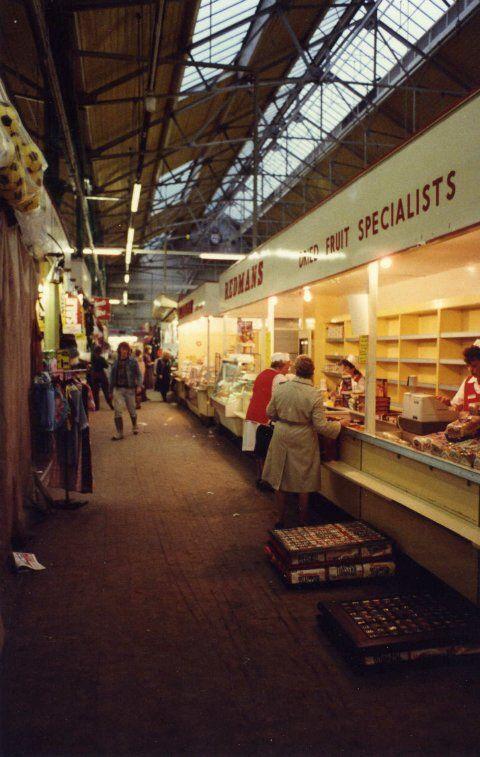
{"left": 2, "top": 400, "right": 480, "bottom": 757}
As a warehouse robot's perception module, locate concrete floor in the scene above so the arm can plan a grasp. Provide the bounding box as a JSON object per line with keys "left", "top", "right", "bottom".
{"left": 2, "top": 399, "right": 480, "bottom": 756}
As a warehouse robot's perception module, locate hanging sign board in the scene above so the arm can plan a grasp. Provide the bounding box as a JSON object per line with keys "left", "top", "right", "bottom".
{"left": 63, "top": 294, "right": 82, "bottom": 335}
{"left": 219, "top": 92, "right": 480, "bottom": 312}
{"left": 93, "top": 297, "right": 111, "bottom": 321}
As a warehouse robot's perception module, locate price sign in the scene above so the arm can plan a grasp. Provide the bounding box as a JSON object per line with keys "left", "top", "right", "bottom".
{"left": 359, "top": 335, "right": 369, "bottom": 364}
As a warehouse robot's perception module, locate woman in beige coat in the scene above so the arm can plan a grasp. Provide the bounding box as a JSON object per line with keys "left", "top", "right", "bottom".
{"left": 262, "top": 355, "right": 349, "bottom": 527}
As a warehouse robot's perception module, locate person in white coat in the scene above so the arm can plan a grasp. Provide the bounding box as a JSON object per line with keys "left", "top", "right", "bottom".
{"left": 262, "top": 355, "right": 349, "bottom": 527}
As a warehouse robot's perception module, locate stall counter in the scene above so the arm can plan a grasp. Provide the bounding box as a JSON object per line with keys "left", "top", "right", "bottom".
{"left": 320, "top": 424, "right": 480, "bottom": 604}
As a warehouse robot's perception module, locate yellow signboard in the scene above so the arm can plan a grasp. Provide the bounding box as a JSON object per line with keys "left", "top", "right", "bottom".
{"left": 359, "top": 335, "right": 369, "bottom": 364}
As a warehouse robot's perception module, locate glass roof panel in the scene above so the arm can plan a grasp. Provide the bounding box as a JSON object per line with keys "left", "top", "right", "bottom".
{"left": 154, "top": 160, "right": 203, "bottom": 209}
{"left": 181, "top": 0, "right": 260, "bottom": 92}
{"left": 219, "top": 0, "right": 449, "bottom": 226}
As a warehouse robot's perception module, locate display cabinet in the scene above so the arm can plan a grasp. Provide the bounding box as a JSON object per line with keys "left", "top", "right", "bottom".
{"left": 210, "top": 360, "right": 257, "bottom": 435}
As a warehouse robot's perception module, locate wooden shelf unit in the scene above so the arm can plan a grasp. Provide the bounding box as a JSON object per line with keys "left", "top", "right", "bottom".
{"left": 322, "top": 302, "right": 479, "bottom": 401}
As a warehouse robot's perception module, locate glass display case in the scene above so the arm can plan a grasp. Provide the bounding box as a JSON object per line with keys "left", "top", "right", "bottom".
{"left": 211, "top": 359, "right": 256, "bottom": 417}
{"left": 176, "top": 361, "right": 213, "bottom": 389}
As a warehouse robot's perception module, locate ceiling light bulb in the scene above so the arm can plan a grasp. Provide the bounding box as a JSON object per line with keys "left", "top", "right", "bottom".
{"left": 303, "top": 286, "right": 312, "bottom": 302}
{"left": 131, "top": 183, "right": 141, "bottom": 213}
{"left": 380, "top": 256, "right": 392, "bottom": 269}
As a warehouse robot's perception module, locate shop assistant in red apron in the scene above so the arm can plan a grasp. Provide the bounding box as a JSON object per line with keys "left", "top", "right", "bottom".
{"left": 440, "top": 344, "right": 480, "bottom": 416}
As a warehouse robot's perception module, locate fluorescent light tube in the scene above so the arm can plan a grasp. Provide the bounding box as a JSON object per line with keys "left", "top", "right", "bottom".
{"left": 86, "top": 195, "right": 121, "bottom": 203}
{"left": 125, "top": 227, "right": 135, "bottom": 266}
{"left": 199, "top": 253, "right": 246, "bottom": 261}
{"left": 83, "top": 248, "right": 123, "bottom": 256}
{"left": 131, "top": 183, "right": 142, "bottom": 213}
{"left": 124, "top": 273, "right": 130, "bottom": 284}
{"left": 123, "top": 290, "right": 128, "bottom": 306}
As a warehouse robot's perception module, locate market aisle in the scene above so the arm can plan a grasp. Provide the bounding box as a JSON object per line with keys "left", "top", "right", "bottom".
{"left": 3, "top": 402, "right": 480, "bottom": 756}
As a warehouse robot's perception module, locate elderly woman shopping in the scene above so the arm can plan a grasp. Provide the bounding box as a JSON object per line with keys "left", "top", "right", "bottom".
{"left": 262, "top": 355, "right": 349, "bottom": 528}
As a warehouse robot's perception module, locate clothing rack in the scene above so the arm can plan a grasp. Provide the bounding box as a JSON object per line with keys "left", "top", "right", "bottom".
{"left": 50, "top": 368, "right": 89, "bottom": 511}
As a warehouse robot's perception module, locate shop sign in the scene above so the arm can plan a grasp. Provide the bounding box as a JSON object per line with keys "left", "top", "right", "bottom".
{"left": 178, "top": 300, "right": 194, "bottom": 319}
{"left": 63, "top": 293, "right": 82, "bottom": 335}
{"left": 358, "top": 335, "right": 369, "bottom": 364}
{"left": 93, "top": 297, "right": 111, "bottom": 321}
{"left": 219, "top": 92, "right": 480, "bottom": 312}
{"left": 224, "top": 261, "right": 264, "bottom": 301}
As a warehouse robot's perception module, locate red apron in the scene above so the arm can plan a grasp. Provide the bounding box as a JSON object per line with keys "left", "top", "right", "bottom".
{"left": 246, "top": 368, "right": 279, "bottom": 425}
{"left": 463, "top": 376, "right": 480, "bottom": 411}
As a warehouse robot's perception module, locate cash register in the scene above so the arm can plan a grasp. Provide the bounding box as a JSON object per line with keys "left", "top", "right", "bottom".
{"left": 398, "top": 392, "right": 456, "bottom": 435}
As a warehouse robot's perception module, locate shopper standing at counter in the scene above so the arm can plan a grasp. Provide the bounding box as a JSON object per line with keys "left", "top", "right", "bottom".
{"left": 243, "top": 353, "right": 291, "bottom": 489}
{"left": 263, "top": 355, "right": 349, "bottom": 528}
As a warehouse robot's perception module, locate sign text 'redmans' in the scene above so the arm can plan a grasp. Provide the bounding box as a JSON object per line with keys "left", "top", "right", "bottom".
{"left": 224, "top": 261, "right": 264, "bottom": 300}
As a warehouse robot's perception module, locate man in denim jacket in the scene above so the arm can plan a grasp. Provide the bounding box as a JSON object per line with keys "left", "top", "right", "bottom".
{"left": 109, "top": 342, "right": 142, "bottom": 440}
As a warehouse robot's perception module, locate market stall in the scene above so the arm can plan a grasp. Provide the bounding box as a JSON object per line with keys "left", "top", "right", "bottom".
{"left": 175, "top": 283, "right": 237, "bottom": 421}
{"left": 218, "top": 89, "right": 480, "bottom": 604}
{"left": 212, "top": 292, "right": 304, "bottom": 436}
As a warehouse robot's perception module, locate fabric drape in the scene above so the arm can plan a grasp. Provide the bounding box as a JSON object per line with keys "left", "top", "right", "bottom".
{"left": 0, "top": 215, "right": 37, "bottom": 555}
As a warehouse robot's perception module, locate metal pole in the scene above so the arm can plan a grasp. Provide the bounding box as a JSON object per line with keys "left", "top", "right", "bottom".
{"left": 366, "top": 262, "right": 378, "bottom": 436}
{"left": 252, "top": 75, "right": 259, "bottom": 251}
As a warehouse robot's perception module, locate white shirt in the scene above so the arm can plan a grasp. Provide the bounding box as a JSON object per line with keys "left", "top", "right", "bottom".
{"left": 452, "top": 376, "right": 480, "bottom": 408}
{"left": 351, "top": 374, "right": 365, "bottom": 394}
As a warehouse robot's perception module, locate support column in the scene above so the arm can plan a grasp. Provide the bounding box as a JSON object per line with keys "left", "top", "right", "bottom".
{"left": 266, "top": 296, "right": 276, "bottom": 364}
{"left": 44, "top": 282, "right": 60, "bottom": 352}
{"left": 207, "top": 317, "right": 211, "bottom": 373}
{"left": 366, "top": 262, "right": 378, "bottom": 436}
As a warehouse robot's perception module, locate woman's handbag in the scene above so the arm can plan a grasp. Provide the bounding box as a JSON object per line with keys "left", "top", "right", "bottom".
{"left": 254, "top": 422, "right": 274, "bottom": 459}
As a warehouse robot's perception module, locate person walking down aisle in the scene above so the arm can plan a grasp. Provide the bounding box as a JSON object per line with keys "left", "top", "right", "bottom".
{"left": 155, "top": 351, "right": 172, "bottom": 402}
{"left": 90, "top": 345, "right": 113, "bottom": 411}
{"left": 262, "top": 355, "right": 349, "bottom": 528}
{"left": 110, "top": 342, "right": 142, "bottom": 440}
{"left": 134, "top": 348, "right": 146, "bottom": 408}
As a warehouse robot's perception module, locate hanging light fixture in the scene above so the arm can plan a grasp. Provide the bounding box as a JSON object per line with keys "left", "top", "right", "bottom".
{"left": 131, "top": 183, "right": 142, "bottom": 213}
{"left": 125, "top": 227, "right": 135, "bottom": 267}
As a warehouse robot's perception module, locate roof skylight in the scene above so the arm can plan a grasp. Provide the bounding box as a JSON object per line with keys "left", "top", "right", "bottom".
{"left": 214, "top": 0, "right": 451, "bottom": 227}
{"left": 181, "top": 0, "right": 260, "bottom": 93}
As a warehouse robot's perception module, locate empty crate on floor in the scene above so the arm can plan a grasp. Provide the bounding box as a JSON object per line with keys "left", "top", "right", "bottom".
{"left": 265, "top": 521, "right": 395, "bottom": 586}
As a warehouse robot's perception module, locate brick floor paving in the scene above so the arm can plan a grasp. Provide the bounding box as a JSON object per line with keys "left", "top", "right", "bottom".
{"left": 2, "top": 401, "right": 480, "bottom": 756}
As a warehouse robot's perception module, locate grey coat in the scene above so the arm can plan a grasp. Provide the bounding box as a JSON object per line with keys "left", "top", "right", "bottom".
{"left": 262, "top": 376, "right": 341, "bottom": 492}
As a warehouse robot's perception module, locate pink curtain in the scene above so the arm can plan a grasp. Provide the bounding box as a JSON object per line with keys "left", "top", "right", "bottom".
{"left": 0, "top": 214, "right": 38, "bottom": 557}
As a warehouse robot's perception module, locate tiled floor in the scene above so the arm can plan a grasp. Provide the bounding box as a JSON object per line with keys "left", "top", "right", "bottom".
{"left": 2, "top": 400, "right": 480, "bottom": 756}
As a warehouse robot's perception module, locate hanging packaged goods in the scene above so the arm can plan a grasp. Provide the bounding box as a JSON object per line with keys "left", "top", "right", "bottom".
{"left": 0, "top": 100, "right": 46, "bottom": 213}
